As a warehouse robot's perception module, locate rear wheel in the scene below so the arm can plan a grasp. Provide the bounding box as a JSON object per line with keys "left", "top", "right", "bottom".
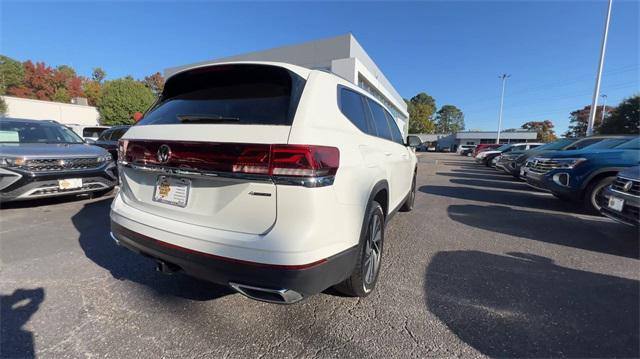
{"left": 400, "top": 174, "right": 416, "bottom": 212}
{"left": 334, "top": 201, "right": 385, "bottom": 297}
{"left": 584, "top": 176, "right": 615, "bottom": 214}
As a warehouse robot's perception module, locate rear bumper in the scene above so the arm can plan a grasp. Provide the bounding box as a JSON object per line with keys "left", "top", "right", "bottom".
{"left": 599, "top": 187, "right": 640, "bottom": 226}
{"left": 110, "top": 221, "right": 359, "bottom": 297}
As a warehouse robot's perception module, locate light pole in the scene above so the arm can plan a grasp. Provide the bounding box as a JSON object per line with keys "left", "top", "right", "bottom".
{"left": 587, "top": 0, "right": 613, "bottom": 136}
{"left": 600, "top": 94, "right": 608, "bottom": 124}
{"left": 496, "top": 74, "right": 510, "bottom": 144}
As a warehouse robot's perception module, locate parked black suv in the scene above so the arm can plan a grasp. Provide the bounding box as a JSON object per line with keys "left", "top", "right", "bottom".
{"left": 0, "top": 118, "right": 117, "bottom": 202}
{"left": 94, "top": 125, "right": 131, "bottom": 160}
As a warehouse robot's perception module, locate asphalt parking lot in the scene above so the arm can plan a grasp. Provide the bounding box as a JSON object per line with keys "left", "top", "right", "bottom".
{"left": 1, "top": 152, "right": 638, "bottom": 358}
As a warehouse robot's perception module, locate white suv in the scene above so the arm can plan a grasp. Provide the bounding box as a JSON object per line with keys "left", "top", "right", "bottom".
{"left": 110, "top": 62, "right": 419, "bottom": 303}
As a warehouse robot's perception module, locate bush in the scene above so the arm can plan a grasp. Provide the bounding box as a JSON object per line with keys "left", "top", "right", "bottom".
{"left": 0, "top": 96, "right": 7, "bottom": 115}
{"left": 98, "top": 78, "right": 155, "bottom": 125}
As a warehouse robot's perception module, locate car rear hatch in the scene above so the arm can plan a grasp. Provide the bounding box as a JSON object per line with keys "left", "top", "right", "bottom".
{"left": 118, "top": 63, "right": 309, "bottom": 235}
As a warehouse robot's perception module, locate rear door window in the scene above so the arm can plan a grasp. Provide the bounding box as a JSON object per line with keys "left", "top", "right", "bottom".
{"left": 384, "top": 110, "right": 404, "bottom": 145}
{"left": 366, "top": 99, "right": 393, "bottom": 141}
{"left": 138, "top": 64, "right": 306, "bottom": 126}
{"left": 339, "top": 88, "right": 370, "bottom": 133}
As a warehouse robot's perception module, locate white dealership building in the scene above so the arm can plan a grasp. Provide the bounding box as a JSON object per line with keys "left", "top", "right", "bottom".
{"left": 165, "top": 34, "right": 410, "bottom": 136}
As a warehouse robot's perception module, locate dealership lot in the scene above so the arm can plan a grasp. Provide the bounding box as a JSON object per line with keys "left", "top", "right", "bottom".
{"left": 1, "top": 152, "right": 638, "bottom": 358}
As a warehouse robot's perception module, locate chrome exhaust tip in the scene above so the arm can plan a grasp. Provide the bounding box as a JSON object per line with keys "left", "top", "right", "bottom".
{"left": 229, "top": 282, "right": 303, "bottom": 304}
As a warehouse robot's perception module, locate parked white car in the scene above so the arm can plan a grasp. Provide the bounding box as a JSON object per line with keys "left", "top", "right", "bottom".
{"left": 456, "top": 144, "right": 476, "bottom": 155}
{"left": 110, "top": 62, "right": 419, "bottom": 303}
{"left": 66, "top": 124, "right": 110, "bottom": 143}
{"left": 475, "top": 142, "right": 544, "bottom": 165}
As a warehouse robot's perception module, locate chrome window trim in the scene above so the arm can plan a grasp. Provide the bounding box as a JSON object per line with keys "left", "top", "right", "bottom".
{"left": 119, "top": 162, "right": 335, "bottom": 188}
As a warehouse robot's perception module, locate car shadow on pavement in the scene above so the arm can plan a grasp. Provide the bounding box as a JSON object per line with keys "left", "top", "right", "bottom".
{"left": 420, "top": 185, "right": 585, "bottom": 214}
{"left": 448, "top": 178, "right": 536, "bottom": 192}
{"left": 425, "top": 251, "right": 639, "bottom": 358}
{"left": 71, "top": 198, "right": 233, "bottom": 301}
{"left": 447, "top": 204, "right": 639, "bottom": 259}
{"left": 0, "top": 288, "right": 45, "bottom": 359}
{"left": 0, "top": 194, "right": 95, "bottom": 209}
{"left": 435, "top": 172, "right": 518, "bottom": 182}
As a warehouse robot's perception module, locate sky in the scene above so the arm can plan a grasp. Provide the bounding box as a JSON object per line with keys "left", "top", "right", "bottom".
{"left": 1, "top": 1, "right": 638, "bottom": 135}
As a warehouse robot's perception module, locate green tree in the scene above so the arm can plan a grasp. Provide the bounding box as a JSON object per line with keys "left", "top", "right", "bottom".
{"left": 52, "top": 87, "right": 70, "bottom": 103}
{"left": 98, "top": 78, "right": 155, "bottom": 125}
{"left": 83, "top": 80, "right": 102, "bottom": 106}
{"left": 407, "top": 92, "right": 436, "bottom": 134}
{"left": 91, "top": 67, "right": 106, "bottom": 83}
{"left": 0, "top": 96, "right": 7, "bottom": 115}
{"left": 56, "top": 65, "right": 76, "bottom": 78}
{"left": 521, "top": 120, "right": 557, "bottom": 142}
{"left": 435, "top": 105, "right": 465, "bottom": 133}
{"left": 0, "top": 55, "right": 24, "bottom": 94}
{"left": 598, "top": 95, "right": 639, "bottom": 135}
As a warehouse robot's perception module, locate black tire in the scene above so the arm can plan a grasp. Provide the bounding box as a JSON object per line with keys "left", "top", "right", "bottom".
{"left": 400, "top": 174, "right": 416, "bottom": 212}
{"left": 334, "top": 201, "right": 385, "bottom": 297}
{"left": 584, "top": 176, "right": 615, "bottom": 214}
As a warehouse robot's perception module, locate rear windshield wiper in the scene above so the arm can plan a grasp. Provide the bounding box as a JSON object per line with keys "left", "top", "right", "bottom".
{"left": 177, "top": 115, "right": 240, "bottom": 123}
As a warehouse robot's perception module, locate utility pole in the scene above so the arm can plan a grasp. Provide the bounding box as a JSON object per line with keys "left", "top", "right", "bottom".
{"left": 587, "top": 0, "right": 613, "bottom": 136}
{"left": 600, "top": 94, "right": 608, "bottom": 124}
{"left": 496, "top": 74, "right": 510, "bottom": 144}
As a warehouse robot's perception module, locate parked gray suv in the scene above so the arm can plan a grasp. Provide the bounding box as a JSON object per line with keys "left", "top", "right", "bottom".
{"left": 0, "top": 118, "right": 117, "bottom": 202}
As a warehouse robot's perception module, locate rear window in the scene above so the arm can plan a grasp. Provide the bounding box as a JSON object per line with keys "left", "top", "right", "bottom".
{"left": 83, "top": 127, "right": 107, "bottom": 137}
{"left": 339, "top": 88, "right": 369, "bottom": 133}
{"left": 138, "top": 64, "right": 306, "bottom": 126}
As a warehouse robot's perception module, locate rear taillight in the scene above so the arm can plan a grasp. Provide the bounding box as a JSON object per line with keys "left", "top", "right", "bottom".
{"left": 270, "top": 145, "right": 339, "bottom": 177}
{"left": 120, "top": 141, "right": 340, "bottom": 186}
{"left": 117, "top": 140, "right": 129, "bottom": 163}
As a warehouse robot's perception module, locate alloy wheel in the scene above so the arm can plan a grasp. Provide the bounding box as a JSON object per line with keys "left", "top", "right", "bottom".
{"left": 362, "top": 212, "right": 383, "bottom": 292}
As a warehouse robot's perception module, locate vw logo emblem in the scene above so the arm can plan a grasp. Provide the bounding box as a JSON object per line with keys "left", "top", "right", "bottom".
{"left": 157, "top": 144, "right": 171, "bottom": 163}
{"left": 622, "top": 180, "right": 634, "bottom": 192}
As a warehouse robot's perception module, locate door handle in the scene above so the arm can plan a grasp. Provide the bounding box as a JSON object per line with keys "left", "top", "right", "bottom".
{"left": 384, "top": 152, "right": 392, "bottom": 156}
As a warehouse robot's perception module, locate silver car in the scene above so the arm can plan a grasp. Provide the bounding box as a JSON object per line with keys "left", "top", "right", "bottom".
{"left": 0, "top": 118, "right": 117, "bottom": 202}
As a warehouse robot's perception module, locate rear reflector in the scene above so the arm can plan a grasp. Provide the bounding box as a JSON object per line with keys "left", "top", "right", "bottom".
{"left": 119, "top": 140, "right": 339, "bottom": 178}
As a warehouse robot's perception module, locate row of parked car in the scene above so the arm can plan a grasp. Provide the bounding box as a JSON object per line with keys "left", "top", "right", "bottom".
{"left": 0, "top": 117, "right": 130, "bottom": 202}
{"left": 463, "top": 136, "right": 640, "bottom": 227}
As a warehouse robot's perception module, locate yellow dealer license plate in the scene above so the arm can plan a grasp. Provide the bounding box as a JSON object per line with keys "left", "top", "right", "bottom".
{"left": 59, "top": 178, "right": 82, "bottom": 190}
{"left": 153, "top": 176, "right": 190, "bottom": 207}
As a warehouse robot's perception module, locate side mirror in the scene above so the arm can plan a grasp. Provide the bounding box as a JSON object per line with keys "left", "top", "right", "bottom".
{"left": 406, "top": 135, "right": 422, "bottom": 147}
{"left": 85, "top": 138, "right": 96, "bottom": 144}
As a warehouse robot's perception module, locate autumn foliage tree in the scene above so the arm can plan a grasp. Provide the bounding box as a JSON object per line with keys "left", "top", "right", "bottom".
{"left": 521, "top": 120, "right": 557, "bottom": 142}
{"left": 143, "top": 72, "right": 165, "bottom": 96}
{"left": 563, "top": 105, "right": 611, "bottom": 137}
